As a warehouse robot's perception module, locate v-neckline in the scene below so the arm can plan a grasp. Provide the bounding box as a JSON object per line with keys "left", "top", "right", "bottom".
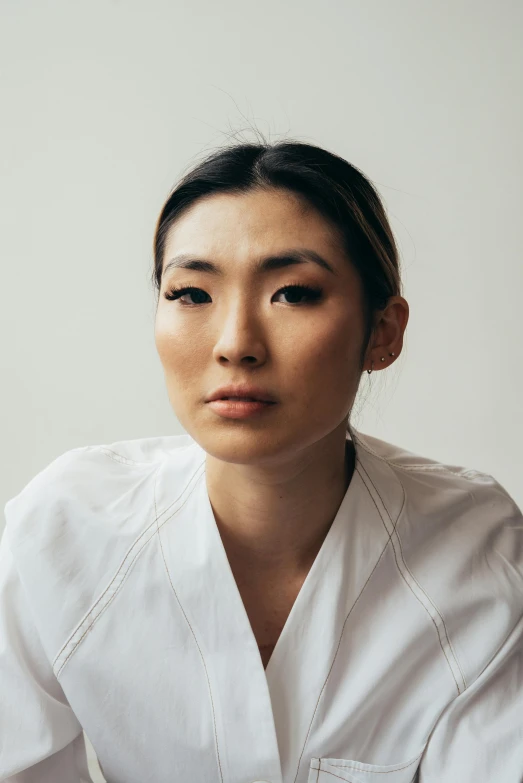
{"left": 156, "top": 429, "right": 400, "bottom": 783}
{"left": 213, "top": 436, "right": 358, "bottom": 674}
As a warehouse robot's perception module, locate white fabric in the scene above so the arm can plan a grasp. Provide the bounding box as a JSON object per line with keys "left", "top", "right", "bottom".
{"left": 1, "top": 428, "right": 522, "bottom": 782}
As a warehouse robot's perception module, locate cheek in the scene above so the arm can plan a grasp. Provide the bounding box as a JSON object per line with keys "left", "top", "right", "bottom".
{"left": 287, "top": 319, "right": 361, "bottom": 402}
{"left": 289, "top": 317, "right": 357, "bottom": 367}
{"left": 154, "top": 324, "right": 201, "bottom": 414}
{"left": 154, "top": 318, "right": 193, "bottom": 371}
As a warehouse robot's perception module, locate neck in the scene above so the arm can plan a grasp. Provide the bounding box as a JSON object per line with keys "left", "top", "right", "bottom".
{"left": 205, "top": 425, "right": 356, "bottom": 575}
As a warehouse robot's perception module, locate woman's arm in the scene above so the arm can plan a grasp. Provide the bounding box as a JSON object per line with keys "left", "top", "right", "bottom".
{"left": 418, "top": 609, "right": 523, "bottom": 782}
{"left": 0, "top": 529, "right": 93, "bottom": 782}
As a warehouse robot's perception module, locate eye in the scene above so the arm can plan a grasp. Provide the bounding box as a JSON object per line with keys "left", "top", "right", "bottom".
{"left": 163, "top": 283, "right": 323, "bottom": 306}
{"left": 164, "top": 285, "right": 210, "bottom": 305}
{"left": 275, "top": 283, "right": 323, "bottom": 305}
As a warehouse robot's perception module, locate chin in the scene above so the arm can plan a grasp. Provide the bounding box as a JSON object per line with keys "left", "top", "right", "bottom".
{"left": 202, "top": 429, "right": 316, "bottom": 470}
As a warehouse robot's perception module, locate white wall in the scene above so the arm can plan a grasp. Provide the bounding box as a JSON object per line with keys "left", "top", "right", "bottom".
{"left": 1, "top": 1, "right": 522, "bottom": 777}
{"left": 2, "top": 0, "right": 522, "bottom": 513}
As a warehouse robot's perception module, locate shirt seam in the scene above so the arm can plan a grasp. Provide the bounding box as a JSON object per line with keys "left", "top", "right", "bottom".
{"left": 352, "top": 432, "right": 491, "bottom": 480}
{"left": 353, "top": 433, "right": 522, "bottom": 698}
{"left": 52, "top": 455, "right": 204, "bottom": 677}
{"left": 356, "top": 455, "right": 468, "bottom": 695}
{"left": 96, "top": 442, "right": 196, "bottom": 466}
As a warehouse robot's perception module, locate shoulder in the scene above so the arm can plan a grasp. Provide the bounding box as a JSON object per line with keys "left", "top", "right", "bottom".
{"left": 89, "top": 431, "right": 197, "bottom": 465}
{"left": 4, "top": 432, "right": 196, "bottom": 533}
{"left": 2, "top": 432, "right": 199, "bottom": 659}
{"left": 354, "top": 429, "right": 523, "bottom": 685}
{"left": 354, "top": 428, "right": 520, "bottom": 521}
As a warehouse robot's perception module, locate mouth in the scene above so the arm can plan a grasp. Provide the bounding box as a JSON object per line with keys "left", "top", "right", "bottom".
{"left": 218, "top": 396, "right": 275, "bottom": 403}
{"left": 206, "top": 397, "right": 278, "bottom": 418}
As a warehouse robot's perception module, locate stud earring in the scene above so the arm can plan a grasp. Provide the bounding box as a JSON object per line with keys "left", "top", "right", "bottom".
{"left": 367, "top": 352, "right": 395, "bottom": 375}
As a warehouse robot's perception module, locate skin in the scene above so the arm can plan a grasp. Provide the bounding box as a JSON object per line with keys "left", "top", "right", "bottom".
{"left": 155, "top": 186, "right": 409, "bottom": 666}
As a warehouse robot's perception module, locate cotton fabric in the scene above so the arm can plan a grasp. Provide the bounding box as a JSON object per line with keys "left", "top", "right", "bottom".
{"left": 1, "top": 428, "right": 522, "bottom": 782}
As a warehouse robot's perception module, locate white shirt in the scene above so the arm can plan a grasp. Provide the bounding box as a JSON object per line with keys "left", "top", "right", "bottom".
{"left": 1, "top": 428, "right": 523, "bottom": 783}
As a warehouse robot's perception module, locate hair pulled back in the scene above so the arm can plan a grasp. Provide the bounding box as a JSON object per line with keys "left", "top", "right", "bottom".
{"left": 152, "top": 137, "right": 403, "bottom": 432}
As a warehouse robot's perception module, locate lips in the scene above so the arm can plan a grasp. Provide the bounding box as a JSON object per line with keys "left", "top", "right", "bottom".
{"left": 206, "top": 385, "right": 277, "bottom": 403}
{"left": 221, "top": 396, "right": 264, "bottom": 402}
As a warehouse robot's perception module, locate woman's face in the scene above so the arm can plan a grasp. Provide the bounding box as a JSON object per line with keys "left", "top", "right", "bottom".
{"left": 154, "top": 187, "right": 371, "bottom": 466}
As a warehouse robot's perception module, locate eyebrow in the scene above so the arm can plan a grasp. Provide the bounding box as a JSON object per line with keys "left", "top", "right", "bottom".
{"left": 162, "top": 248, "right": 338, "bottom": 279}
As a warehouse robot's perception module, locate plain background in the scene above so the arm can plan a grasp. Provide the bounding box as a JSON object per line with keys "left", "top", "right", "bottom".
{"left": 1, "top": 1, "right": 522, "bottom": 778}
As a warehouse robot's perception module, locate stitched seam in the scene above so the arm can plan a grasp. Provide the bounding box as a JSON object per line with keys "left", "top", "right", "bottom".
{"left": 293, "top": 464, "right": 404, "bottom": 783}
{"left": 393, "top": 524, "right": 467, "bottom": 690}
{"left": 98, "top": 443, "right": 197, "bottom": 466}
{"left": 55, "top": 523, "right": 159, "bottom": 677}
{"left": 359, "top": 460, "right": 464, "bottom": 694}
{"left": 473, "top": 608, "right": 523, "bottom": 684}
{"left": 323, "top": 748, "right": 424, "bottom": 773}
{"left": 151, "top": 457, "right": 207, "bottom": 521}
{"left": 98, "top": 447, "right": 145, "bottom": 465}
{"left": 97, "top": 441, "right": 197, "bottom": 466}
{"left": 358, "top": 460, "right": 465, "bottom": 695}
{"left": 52, "top": 457, "right": 204, "bottom": 674}
{"left": 353, "top": 432, "right": 489, "bottom": 480}
{"left": 318, "top": 768, "right": 416, "bottom": 780}
{"left": 155, "top": 465, "right": 224, "bottom": 783}
{"left": 55, "top": 459, "right": 203, "bottom": 676}
{"left": 53, "top": 461, "right": 165, "bottom": 669}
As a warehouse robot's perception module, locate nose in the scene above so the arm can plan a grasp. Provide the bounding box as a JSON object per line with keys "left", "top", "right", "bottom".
{"left": 211, "top": 304, "right": 268, "bottom": 367}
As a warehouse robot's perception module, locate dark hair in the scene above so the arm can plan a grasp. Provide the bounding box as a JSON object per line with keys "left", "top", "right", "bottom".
{"left": 152, "top": 138, "right": 403, "bottom": 431}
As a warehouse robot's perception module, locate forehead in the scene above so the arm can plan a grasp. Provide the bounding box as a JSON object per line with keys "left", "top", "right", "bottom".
{"left": 162, "top": 188, "right": 344, "bottom": 260}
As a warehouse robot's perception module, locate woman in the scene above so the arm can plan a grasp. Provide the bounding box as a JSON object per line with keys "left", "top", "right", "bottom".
{"left": 1, "top": 140, "right": 522, "bottom": 783}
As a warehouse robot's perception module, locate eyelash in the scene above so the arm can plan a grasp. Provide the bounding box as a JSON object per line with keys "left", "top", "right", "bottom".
{"left": 163, "top": 282, "right": 323, "bottom": 307}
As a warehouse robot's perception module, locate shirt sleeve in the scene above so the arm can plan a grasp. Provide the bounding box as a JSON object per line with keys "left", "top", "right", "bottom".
{"left": 0, "top": 527, "right": 93, "bottom": 782}
{"left": 418, "top": 610, "right": 523, "bottom": 782}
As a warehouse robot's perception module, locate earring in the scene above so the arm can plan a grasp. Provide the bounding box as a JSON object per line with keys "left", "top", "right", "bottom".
{"left": 367, "top": 352, "right": 395, "bottom": 375}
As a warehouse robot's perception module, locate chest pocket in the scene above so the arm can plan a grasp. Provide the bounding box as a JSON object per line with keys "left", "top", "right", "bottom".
{"left": 308, "top": 748, "right": 424, "bottom": 783}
